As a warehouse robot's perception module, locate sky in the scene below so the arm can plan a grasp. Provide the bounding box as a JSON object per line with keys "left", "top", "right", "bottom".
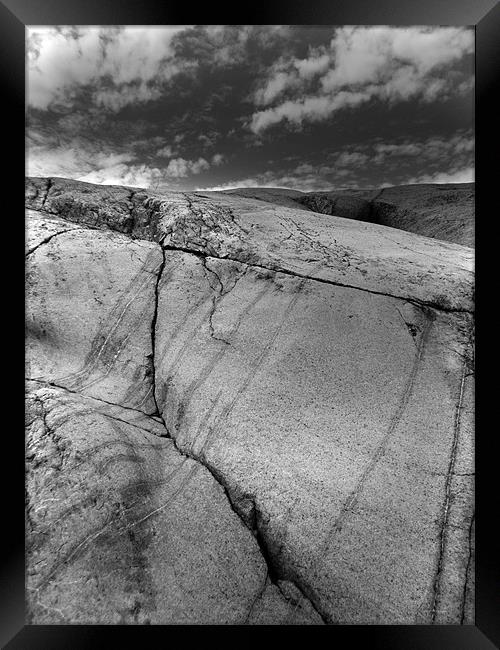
{"left": 26, "top": 25, "right": 475, "bottom": 192}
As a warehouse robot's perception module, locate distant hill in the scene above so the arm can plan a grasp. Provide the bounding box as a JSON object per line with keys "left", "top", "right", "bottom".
{"left": 217, "top": 187, "right": 306, "bottom": 210}
{"left": 216, "top": 183, "right": 474, "bottom": 248}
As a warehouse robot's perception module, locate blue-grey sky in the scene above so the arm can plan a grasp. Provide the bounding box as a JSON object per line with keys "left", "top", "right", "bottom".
{"left": 26, "top": 25, "right": 474, "bottom": 191}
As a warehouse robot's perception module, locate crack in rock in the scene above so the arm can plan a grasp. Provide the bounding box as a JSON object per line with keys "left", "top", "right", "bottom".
{"left": 150, "top": 245, "right": 167, "bottom": 419}
{"left": 430, "top": 358, "right": 469, "bottom": 623}
{"left": 460, "top": 512, "right": 475, "bottom": 624}
{"left": 26, "top": 228, "right": 74, "bottom": 257}
{"left": 26, "top": 378, "right": 164, "bottom": 428}
{"left": 41, "top": 177, "right": 53, "bottom": 211}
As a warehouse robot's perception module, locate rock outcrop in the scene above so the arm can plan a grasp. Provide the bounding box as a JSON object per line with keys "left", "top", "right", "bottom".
{"left": 25, "top": 176, "right": 474, "bottom": 625}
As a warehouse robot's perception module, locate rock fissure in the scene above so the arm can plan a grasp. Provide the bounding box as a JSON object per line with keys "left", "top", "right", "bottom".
{"left": 200, "top": 459, "right": 328, "bottom": 624}
{"left": 27, "top": 378, "right": 164, "bottom": 427}
{"left": 40, "top": 177, "right": 54, "bottom": 211}
{"left": 460, "top": 512, "right": 475, "bottom": 625}
{"left": 139, "top": 346, "right": 328, "bottom": 626}
{"left": 200, "top": 257, "right": 233, "bottom": 345}
{"left": 430, "top": 358, "right": 468, "bottom": 622}
{"left": 242, "top": 573, "right": 269, "bottom": 623}
{"left": 26, "top": 249, "right": 326, "bottom": 623}
{"left": 26, "top": 229, "right": 75, "bottom": 258}
{"left": 161, "top": 243, "right": 471, "bottom": 315}
{"left": 156, "top": 412, "right": 327, "bottom": 623}
{"left": 150, "top": 245, "right": 167, "bottom": 420}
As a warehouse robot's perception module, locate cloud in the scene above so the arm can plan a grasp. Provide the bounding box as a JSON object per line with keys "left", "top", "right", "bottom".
{"left": 404, "top": 167, "right": 474, "bottom": 184}
{"left": 92, "top": 83, "right": 164, "bottom": 112}
{"left": 196, "top": 168, "right": 338, "bottom": 193}
{"left": 26, "top": 129, "right": 165, "bottom": 188}
{"left": 27, "top": 138, "right": 135, "bottom": 178}
{"left": 371, "top": 131, "right": 474, "bottom": 164}
{"left": 27, "top": 140, "right": 164, "bottom": 189}
{"left": 27, "top": 26, "right": 193, "bottom": 111}
{"left": 252, "top": 51, "right": 331, "bottom": 107}
{"left": 196, "top": 129, "right": 474, "bottom": 192}
{"left": 334, "top": 151, "right": 370, "bottom": 167}
{"left": 320, "top": 27, "right": 473, "bottom": 91}
{"left": 211, "top": 153, "right": 225, "bottom": 166}
{"left": 250, "top": 91, "right": 367, "bottom": 132}
{"left": 156, "top": 145, "right": 174, "bottom": 158}
{"left": 254, "top": 66, "right": 300, "bottom": 106}
{"left": 295, "top": 52, "right": 331, "bottom": 79}
{"left": 165, "top": 157, "right": 211, "bottom": 178}
{"left": 249, "top": 26, "right": 474, "bottom": 132}
{"left": 77, "top": 164, "right": 164, "bottom": 188}
{"left": 179, "top": 25, "right": 292, "bottom": 68}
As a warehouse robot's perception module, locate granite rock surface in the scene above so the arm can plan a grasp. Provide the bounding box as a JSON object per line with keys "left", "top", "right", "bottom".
{"left": 25, "top": 177, "right": 474, "bottom": 624}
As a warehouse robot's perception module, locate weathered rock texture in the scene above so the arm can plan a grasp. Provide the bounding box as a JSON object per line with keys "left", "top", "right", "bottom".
{"left": 26, "top": 176, "right": 474, "bottom": 625}
{"left": 222, "top": 183, "right": 475, "bottom": 248}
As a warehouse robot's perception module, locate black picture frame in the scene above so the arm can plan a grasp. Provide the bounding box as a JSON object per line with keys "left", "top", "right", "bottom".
{"left": 6, "top": 0, "right": 499, "bottom": 646}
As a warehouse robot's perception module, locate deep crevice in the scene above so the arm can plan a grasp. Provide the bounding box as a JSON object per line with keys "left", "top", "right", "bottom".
{"left": 41, "top": 177, "right": 53, "bottom": 211}
{"left": 149, "top": 245, "right": 167, "bottom": 421}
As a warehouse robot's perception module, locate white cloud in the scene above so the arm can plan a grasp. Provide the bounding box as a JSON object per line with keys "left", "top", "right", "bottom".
{"left": 320, "top": 27, "right": 473, "bottom": 92}
{"left": 253, "top": 52, "right": 331, "bottom": 107}
{"left": 165, "top": 157, "right": 210, "bottom": 178}
{"left": 197, "top": 25, "right": 291, "bottom": 67}
{"left": 254, "top": 69, "right": 299, "bottom": 106}
{"left": 404, "top": 167, "right": 474, "bottom": 184}
{"left": 27, "top": 140, "right": 135, "bottom": 178}
{"left": 156, "top": 145, "right": 174, "bottom": 158}
{"left": 249, "top": 26, "right": 474, "bottom": 133}
{"left": 211, "top": 153, "right": 225, "bottom": 166}
{"left": 335, "top": 151, "right": 370, "bottom": 166}
{"left": 27, "top": 26, "right": 193, "bottom": 111}
{"left": 250, "top": 91, "right": 367, "bottom": 132}
{"left": 295, "top": 53, "right": 331, "bottom": 79}
{"left": 196, "top": 169, "right": 334, "bottom": 193}
{"left": 372, "top": 131, "right": 474, "bottom": 164}
{"left": 77, "top": 164, "right": 164, "bottom": 188}
{"left": 93, "top": 83, "right": 164, "bottom": 112}
{"left": 26, "top": 133, "right": 164, "bottom": 188}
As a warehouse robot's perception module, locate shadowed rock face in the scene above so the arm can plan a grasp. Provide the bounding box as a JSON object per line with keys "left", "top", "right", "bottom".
{"left": 220, "top": 183, "right": 475, "bottom": 248}
{"left": 26, "top": 177, "right": 474, "bottom": 625}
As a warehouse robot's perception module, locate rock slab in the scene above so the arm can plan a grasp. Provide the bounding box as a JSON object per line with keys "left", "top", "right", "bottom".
{"left": 25, "top": 177, "right": 474, "bottom": 624}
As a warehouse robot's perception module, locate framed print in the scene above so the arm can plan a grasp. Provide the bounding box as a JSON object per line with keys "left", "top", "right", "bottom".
{"left": 3, "top": 0, "right": 498, "bottom": 646}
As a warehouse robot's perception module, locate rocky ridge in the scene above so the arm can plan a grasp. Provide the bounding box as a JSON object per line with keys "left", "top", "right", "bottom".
{"left": 220, "top": 182, "right": 475, "bottom": 248}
